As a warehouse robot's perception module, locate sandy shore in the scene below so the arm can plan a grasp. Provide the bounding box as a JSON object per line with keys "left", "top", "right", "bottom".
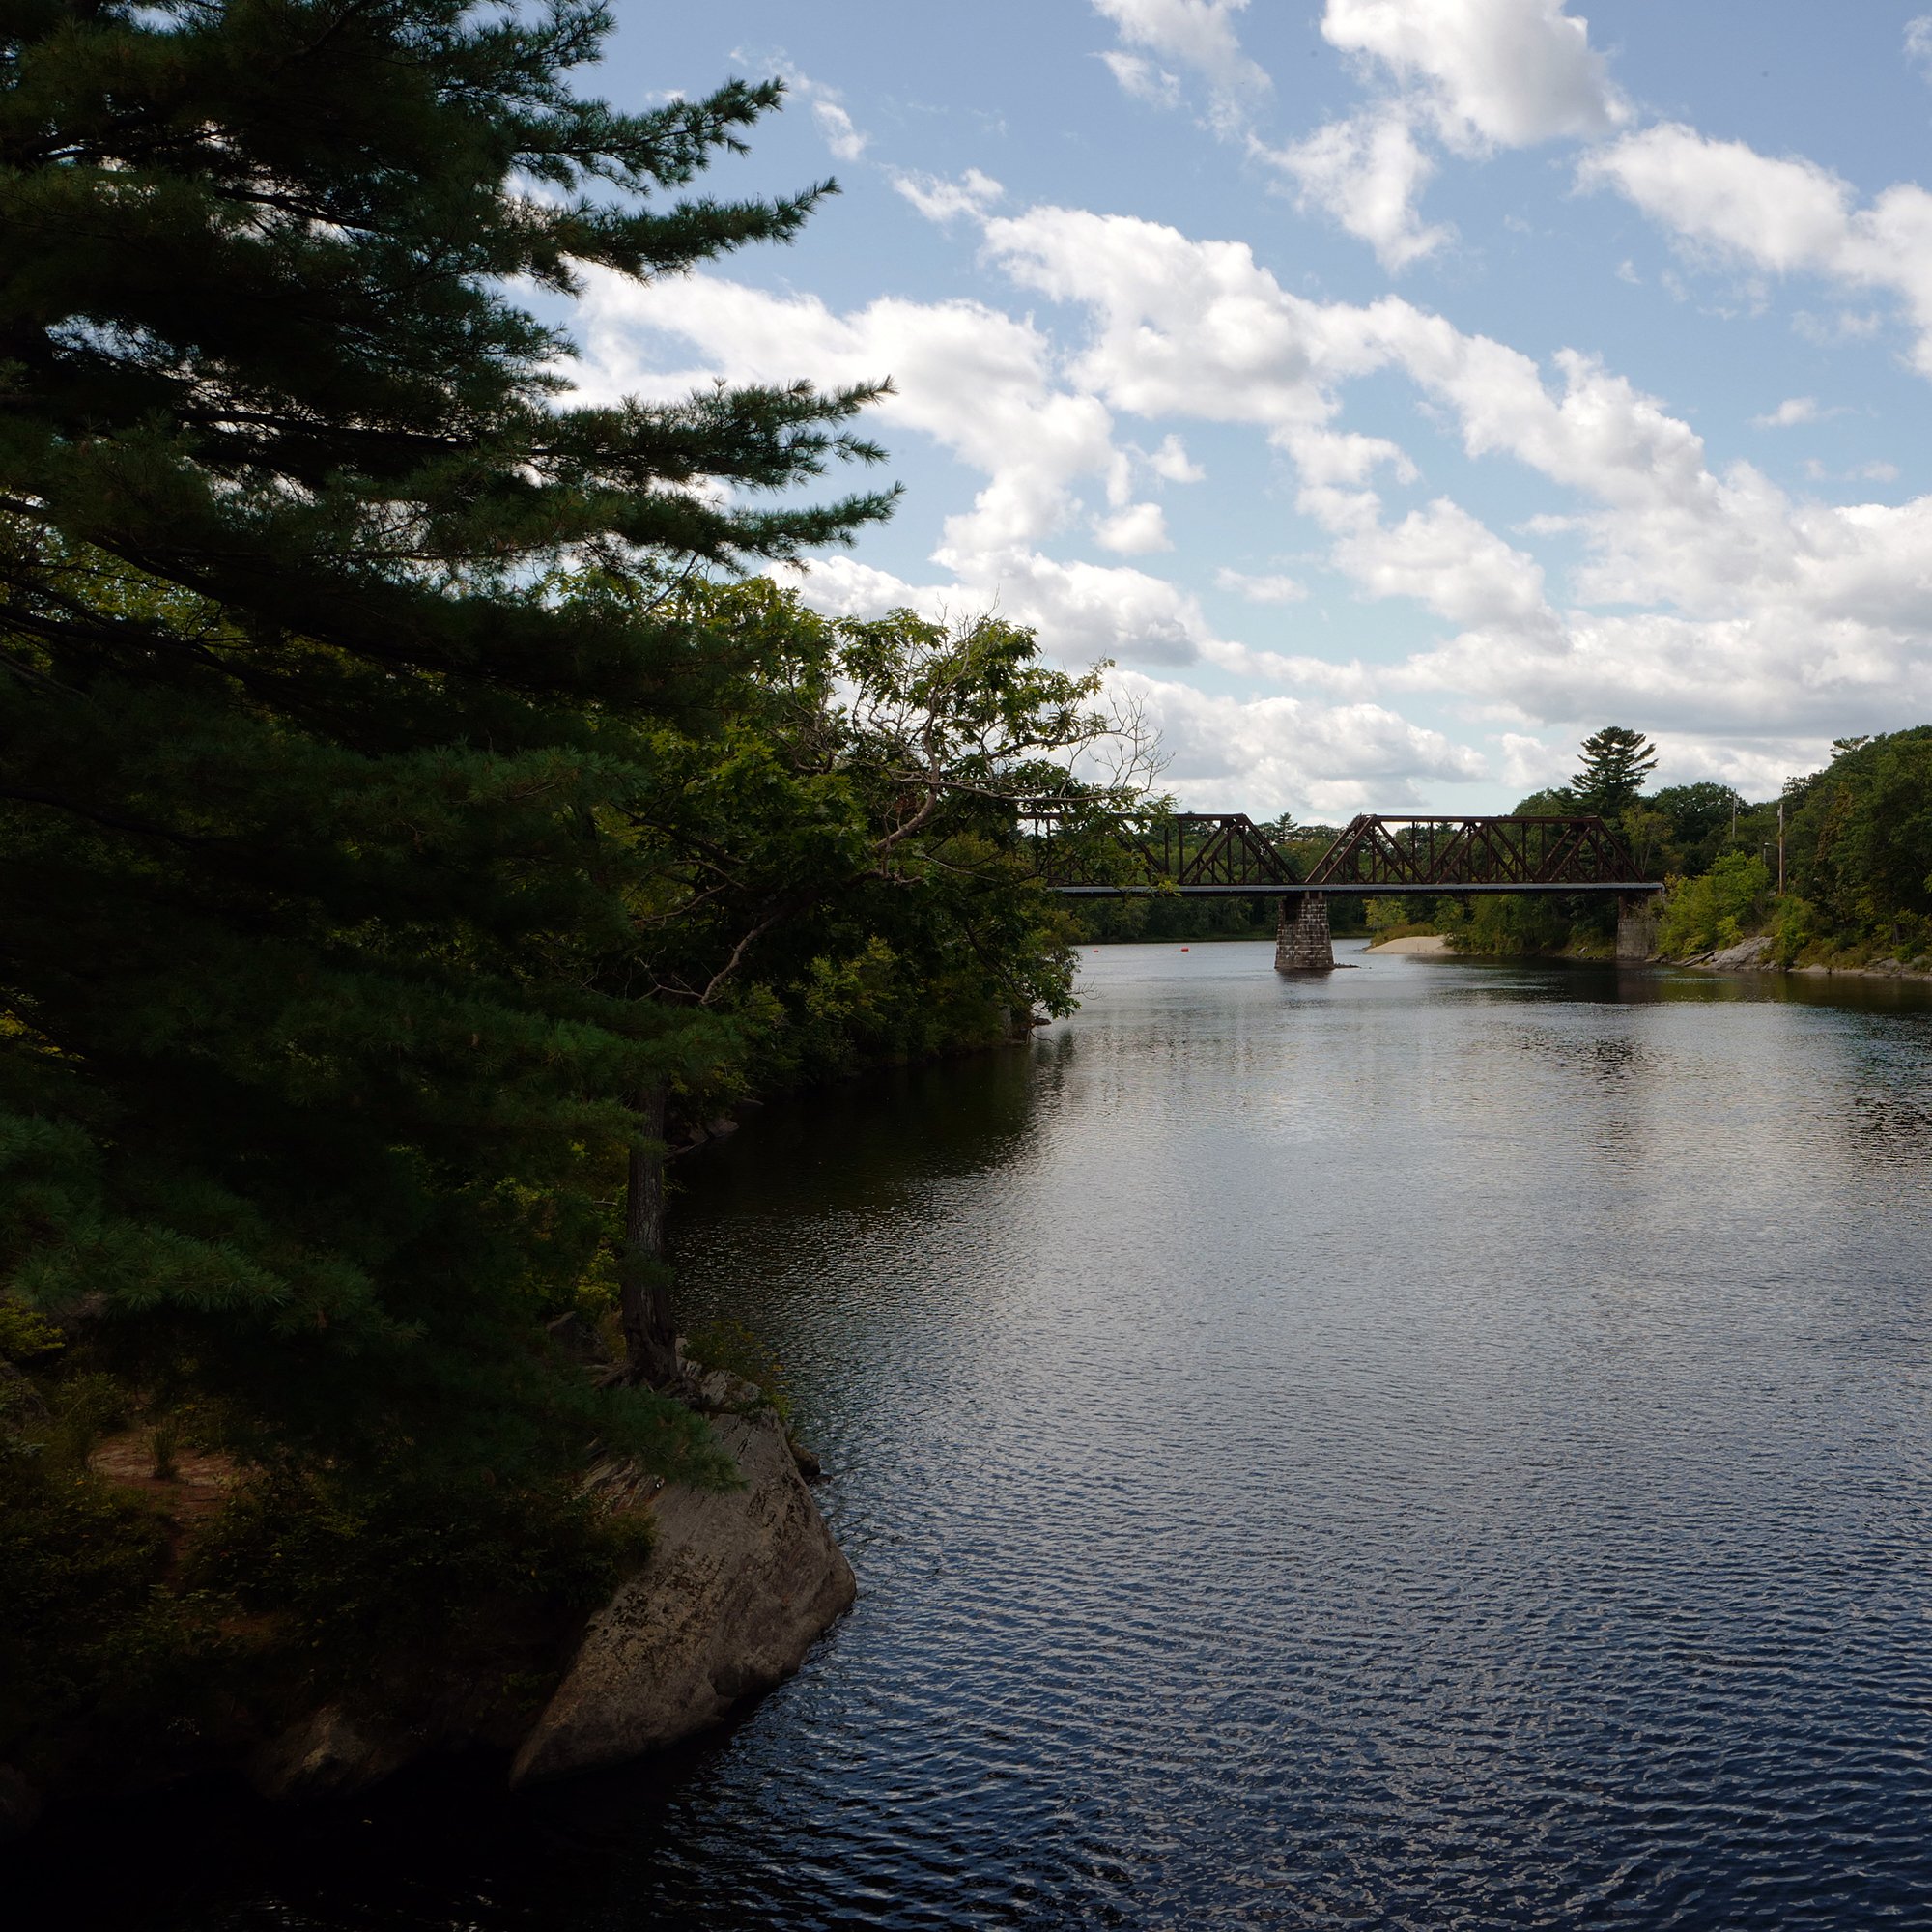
{"left": 1365, "top": 934, "right": 1452, "bottom": 955}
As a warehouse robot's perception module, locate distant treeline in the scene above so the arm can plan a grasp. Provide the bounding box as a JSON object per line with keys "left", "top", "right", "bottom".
{"left": 1372, "top": 728, "right": 1932, "bottom": 964}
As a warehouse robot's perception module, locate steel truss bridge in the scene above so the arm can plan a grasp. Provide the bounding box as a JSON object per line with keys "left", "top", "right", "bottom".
{"left": 1023, "top": 810, "right": 1663, "bottom": 897}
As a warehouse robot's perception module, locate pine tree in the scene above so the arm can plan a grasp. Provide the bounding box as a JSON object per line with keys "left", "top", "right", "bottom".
{"left": 0, "top": 4, "right": 894, "bottom": 1484}
{"left": 1571, "top": 725, "right": 1659, "bottom": 821}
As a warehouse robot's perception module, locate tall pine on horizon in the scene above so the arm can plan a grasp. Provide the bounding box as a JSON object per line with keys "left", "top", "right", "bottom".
{"left": 1571, "top": 726, "right": 1659, "bottom": 822}
{"left": 0, "top": 2, "right": 895, "bottom": 1479}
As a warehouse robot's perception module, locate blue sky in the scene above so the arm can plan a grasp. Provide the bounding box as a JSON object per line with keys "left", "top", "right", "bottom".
{"left": 572, "top": 3, "right": 1932, "bottom": 816}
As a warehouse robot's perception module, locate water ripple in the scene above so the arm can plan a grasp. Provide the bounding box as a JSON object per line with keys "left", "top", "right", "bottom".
{"left": 52, "top": 944, "right": 1932, "bottom": 1931}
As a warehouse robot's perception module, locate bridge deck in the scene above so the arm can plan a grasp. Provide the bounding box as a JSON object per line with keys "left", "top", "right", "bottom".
{"left": 1025, "top": 810, "right": 1662, "bottom": 896}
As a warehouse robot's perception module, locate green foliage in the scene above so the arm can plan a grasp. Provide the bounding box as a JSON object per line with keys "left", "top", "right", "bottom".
{"left": 187, "top": 1461, "right": 651, "bottom": 1681}
{"left": 0, "top": 6, "right": 894, "bottom": 1485}
{"left": 0, "top": 1297, "right": 63, "bottom": 1363}
{"left": 1512, "top": 786, "right": 1577, "bottom": 816}
{"left": 1446, "top": 894, "right": 1576, "bottom": 957}
{"left": 1648, "top": 782, "right": 1742, "bottom": 873}
{"left": 1656, "top": 852, "right": 1774, "bottom": 955}
{"left": 1781, "top": 728, "right": 1932, "bottom": 941}
{"left": 0, "top": 0, "right": 923, "bottom": 1747}
{"left": 0, "top": 1395, "right": 219, "bottom": 1770}
{"left": 1365, "top": 896, "right": 1443, "bottom": 938}
{"left": 1644, "top": 730, "right": 1932, "bottom": 962}
{"left": 0, "top": 3, "right": 1143, "bottom": 1762}
{"left": 1771, "top": 895, "right": 1816, "bottom": 966}
{"left": 602, "top": 582, "right": 1122, "bottom": 1090}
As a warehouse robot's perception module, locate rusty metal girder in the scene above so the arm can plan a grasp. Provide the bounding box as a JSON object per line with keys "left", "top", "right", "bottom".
{"left": 1023, "top": 809, "right": 1660, "bottom": 895}
{"left": 1301, "top": 814, "right": 1641, "bottom": 890}
{"left": 1022, "top": 810, "right": 1302, "bottom": 892}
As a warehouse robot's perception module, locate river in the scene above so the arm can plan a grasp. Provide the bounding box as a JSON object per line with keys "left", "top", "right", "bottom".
{"left": 34, "top": 943, "right": 1932, "bottom": 1928}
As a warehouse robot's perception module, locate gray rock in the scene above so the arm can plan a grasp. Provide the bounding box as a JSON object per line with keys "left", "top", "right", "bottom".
{"left": 246, "top": 1705, "right": 408, "bottom": 1804}
{"left": 1707, "top": 934, "right": 1774, "bottom": 969}
{"left": 510, "top": 1404, "right": 855, "bottom": 1785}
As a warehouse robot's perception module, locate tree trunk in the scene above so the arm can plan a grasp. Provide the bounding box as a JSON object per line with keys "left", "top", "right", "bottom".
{"left": 618, "top": 1081, "right": 680, "bottom": 1389}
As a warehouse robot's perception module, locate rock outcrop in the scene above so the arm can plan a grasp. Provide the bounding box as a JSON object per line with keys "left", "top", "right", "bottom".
{"left": 509, "top": 1373, "right": 856, "bottom": 1785}
{"left": 1705, "top": 934, "right": 1775, "bottom": 969}
{"left": 246, "top": 1705, "right": 412, "bottom": 1804}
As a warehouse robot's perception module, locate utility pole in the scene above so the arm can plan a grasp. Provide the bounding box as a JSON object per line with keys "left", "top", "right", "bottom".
{"left": 1777, "top": 794, "right": 1785, "bottom": 895}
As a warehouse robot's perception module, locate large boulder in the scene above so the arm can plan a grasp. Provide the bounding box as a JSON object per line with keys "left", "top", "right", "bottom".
{"left": 509, "top": 1378, "right": 855, "bottom": 1785}
{"left": 1708, "top": 934, "right": 1774, "bottom": 969}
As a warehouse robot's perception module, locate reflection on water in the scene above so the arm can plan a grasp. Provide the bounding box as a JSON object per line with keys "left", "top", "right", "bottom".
{"left": 26, "top": 943, "right": 1932, "bottom": 1929}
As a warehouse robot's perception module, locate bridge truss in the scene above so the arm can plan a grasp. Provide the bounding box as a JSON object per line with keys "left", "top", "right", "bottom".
{"left": 1024, "top": 809, "right": 1662, "bottom": 896}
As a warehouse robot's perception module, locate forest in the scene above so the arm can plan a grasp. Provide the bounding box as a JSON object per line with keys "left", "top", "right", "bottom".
{"left": 0, "top": 0, "right": 1148, "bottom": 1804}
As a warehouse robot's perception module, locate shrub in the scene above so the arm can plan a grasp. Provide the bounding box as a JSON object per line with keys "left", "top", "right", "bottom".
{"left": 1657, "top": 852, "right": 1773, "bottom": 955}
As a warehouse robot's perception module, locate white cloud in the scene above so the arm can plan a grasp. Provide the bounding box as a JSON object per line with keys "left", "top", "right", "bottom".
{"left": 1145, "top": 434, "right": 1206, "bottom": 482}
{"left": 1582, "top": 123, "right": 1932, "bottom": 376}
{"left": 1262, "top": 105, "right": 1451, "bottom": 270}
{"left": 1091, "top": 0, "right": 1270, "bottom": 131}
{"left": 1321, "top": 0, "right": 1627, "bottom": 151}
{"left": 1099, "top": 50, "right": 1182, "bottom": 109}
{"left": 1909, "top": 15, "right": 1932, "bottom": 74}
{"left": 893, "top": 167, "right": 1005, "bottom": 225}
{"left": 1217, "top": 569, "right": 1307, "bottom": 603}
{"left": 1113, "top": 672, "right": 1488, "bottom": 813}
{"left": 1752, "top": 396, "right": 1824, "bottom": 429}
{"left": 1259, "top": 1, "right": 1625, "bottom": 272}
{"left": 811, "top": 97, "right": 867, "bottom": 162}
{"left": 977, "top": 202, "right": 1932, "bottom": 740}
{"left": 776, "top": 67, "right": 872, "bottom": 163}
{"left": 1325, "top": 497, "right": 1559, "bottom": 634}
{"left": 1094, "top": 502, "right": 1174, "bottom": 553}
{"left": 567, "top": 185, "right": 1932, "bottom": 786}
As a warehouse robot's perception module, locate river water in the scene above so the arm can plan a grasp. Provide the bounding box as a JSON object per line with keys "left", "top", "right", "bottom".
{"left": 35, "top": 943, "right": 1932, "bottom": 1928}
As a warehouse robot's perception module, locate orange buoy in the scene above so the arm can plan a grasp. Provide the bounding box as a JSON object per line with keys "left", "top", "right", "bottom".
{"left": 1180, "top": 946, "right": 1190, "bottom": 952}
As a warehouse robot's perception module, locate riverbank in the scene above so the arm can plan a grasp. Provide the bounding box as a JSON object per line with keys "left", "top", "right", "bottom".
{"left": 1, "top": 1353, "right": 853, "bottom": 1843}
{"left": 1682, "top": 932, "right": 1932, "bottom": 980}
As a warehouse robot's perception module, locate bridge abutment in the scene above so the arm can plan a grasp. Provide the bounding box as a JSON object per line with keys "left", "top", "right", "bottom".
{"left": 1616, "top": 893, "right": 1660, "bottom": 962}
{"left": 1275, "top": 893, "right": 1335, "bottom": 973}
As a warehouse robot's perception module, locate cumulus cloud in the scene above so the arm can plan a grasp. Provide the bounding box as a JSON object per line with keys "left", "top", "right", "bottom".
{"left": 1264, "top": 105, "right": 1450, "bottom": 270}
{"left": 1321, "top": 0, "right": 1627, "bottom": 152}
{"left": 564, "top": 178, "right": 1932, "bottom": 793}
{"left": 1112, "top": 672, "right": 1488, "bottom": 813}
{"left": 976, "top": 201, "right": 1932, "bottom": 740}
{"left": 1145, "top": 434, "right": 1206, "bottom": 482}
{"left": 893, "top": 167, "right": 1005, "bottom": 225}
{"left": 1261, "top": 0, "right": 1624, "bottom": 269}
{"left": 1581, "top": 124, "right": 1932, "bottom": 376}
{"left": 1091, "top": 0, "right": 1271, "bottom": 129}
{"left": 1094, "top": 502, "right": 1174, "bottom": 553}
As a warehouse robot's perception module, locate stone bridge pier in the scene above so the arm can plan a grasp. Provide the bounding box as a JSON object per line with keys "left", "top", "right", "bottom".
{"left": 1616, "top": 892, "right": 1661, "bottom": 963}
{"left": 1275, "top": 892, "right": 1335, "bottom": 973}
